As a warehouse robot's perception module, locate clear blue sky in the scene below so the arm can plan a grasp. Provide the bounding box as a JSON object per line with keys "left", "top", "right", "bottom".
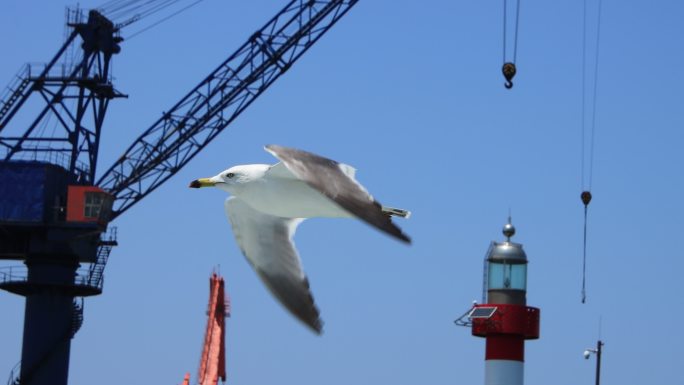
{"left": 1, "top": 1, "right": 683, "bottom": 384}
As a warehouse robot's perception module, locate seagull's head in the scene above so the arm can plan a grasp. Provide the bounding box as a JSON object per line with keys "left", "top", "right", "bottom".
{"left": 189, "top": 165, "right": 266, "bottom": 193}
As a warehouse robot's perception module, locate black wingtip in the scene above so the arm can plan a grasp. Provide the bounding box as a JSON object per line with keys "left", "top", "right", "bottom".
{"left": 311, "top": 320, "right": 324, "bottom": 335}
{"left": 398, "top": 233, "right": 412, "bottom": 244}
{"left": 389, "top": 229, "right": 411, "bottom": 245}
{"left": 300, "top": 314, "right": 323, "bottom": 335}
{"left": 382, "top": 220, "right": 412, "bottom": 245}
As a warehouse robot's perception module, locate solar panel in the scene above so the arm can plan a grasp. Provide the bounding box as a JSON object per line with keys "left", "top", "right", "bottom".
{"left": 469, "top": 306, "right": 497, "bottom": 319}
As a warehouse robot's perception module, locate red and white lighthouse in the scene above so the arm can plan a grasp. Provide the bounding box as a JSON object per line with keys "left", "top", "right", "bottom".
{"left": 469, "top": 221, "right": 540, "bottom": 385}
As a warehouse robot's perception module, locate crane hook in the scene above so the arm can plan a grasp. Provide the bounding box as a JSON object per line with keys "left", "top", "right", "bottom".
{"left": 502, "top": 62, "right": 516, "bottom": 89}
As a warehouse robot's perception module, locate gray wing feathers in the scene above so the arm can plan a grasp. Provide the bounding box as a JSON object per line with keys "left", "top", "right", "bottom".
{"left": 224, "top": 197, "right": 323, "bottom": 333}
{"left": 265, "top": 144, "right": 411, "bottom": 243}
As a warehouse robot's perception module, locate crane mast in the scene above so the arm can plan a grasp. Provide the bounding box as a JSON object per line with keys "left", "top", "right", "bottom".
{"left": 0, "top": 8, "right": 125, "bottom": 183}
{"left": 0, "top": 9, "right": 123, "bottom": 385}
{"left": 98, "top": 0, "right": 358, "bottom": 219}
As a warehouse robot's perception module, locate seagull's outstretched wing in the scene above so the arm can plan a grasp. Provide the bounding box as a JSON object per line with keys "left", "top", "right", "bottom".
{"left": 224, "top": 196, "right": 322, "bottom": 334}
{"left": 265, "top": 144, "right": 411, "bottom": 244}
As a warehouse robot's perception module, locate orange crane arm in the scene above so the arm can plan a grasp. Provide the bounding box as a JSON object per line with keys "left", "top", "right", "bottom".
{"left": 181, "top": 273, "right": 230, "bottom": 385}
{"left": 198, "top": 273, "right": 230, "bottom": 385}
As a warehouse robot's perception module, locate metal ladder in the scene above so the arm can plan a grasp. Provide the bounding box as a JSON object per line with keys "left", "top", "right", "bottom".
{"left": 87, "top": 227, "right": 118, "bottom": 288}
{"left": 0, "top": 65, "right": 31, "bottom": 125}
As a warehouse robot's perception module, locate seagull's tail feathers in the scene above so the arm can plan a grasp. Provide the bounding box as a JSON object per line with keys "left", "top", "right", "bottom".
{"left": 382, "top": 205, "right": 411, "bottom": 219}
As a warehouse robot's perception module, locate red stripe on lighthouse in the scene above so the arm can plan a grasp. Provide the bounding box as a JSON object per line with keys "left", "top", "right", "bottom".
{"left": 485, "top": 335, "right": 525, "bottom": 361}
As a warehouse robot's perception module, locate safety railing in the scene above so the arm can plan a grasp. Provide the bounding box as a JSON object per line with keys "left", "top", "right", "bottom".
{"left": 0, "top": 265, "right": 104, "bottom": 292}
{"left": 0, "top": 150, "right": 90, "bottom": 178}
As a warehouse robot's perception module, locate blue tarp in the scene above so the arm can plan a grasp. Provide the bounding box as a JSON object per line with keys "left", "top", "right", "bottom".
{"left": 0, "top": 162, "right": 69, "bottom": 223}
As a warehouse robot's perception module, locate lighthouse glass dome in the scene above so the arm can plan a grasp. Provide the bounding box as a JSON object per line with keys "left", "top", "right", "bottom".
{"left": 486, "top": 241, "right": 528, "bottom": 291}
{"left": 488, "top": 261, "right": 527, "bottom": 290}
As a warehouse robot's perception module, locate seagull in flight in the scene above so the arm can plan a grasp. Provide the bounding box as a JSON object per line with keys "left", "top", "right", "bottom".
{"left": 189, "top": 145, "right": 411, "bottom": 334}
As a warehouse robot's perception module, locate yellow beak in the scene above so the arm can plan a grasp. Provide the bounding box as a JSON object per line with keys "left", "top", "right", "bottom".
{"left": 189, "top": 178, "right": 215, "bottom": 188}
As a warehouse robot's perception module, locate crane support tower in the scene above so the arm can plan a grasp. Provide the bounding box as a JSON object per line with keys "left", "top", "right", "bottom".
{"left": 182, "top": 273, "right": 230, "bottom": 385}
{"left": 0, "top": 1, "right": 357, "bottom": 384}
{"left": 0, "top": 8, "right": 122, "bottom": 385}
{"left": 468, "top": 221, "right": 540, "bottom": 385}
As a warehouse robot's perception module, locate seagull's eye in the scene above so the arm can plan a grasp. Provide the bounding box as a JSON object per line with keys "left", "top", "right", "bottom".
{"left": 225, "top": 172, "right": 235, "bottom": 179}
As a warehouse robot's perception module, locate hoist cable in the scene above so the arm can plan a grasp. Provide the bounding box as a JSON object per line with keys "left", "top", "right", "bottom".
{"left": 513, "top": 0, "right": 520, "bottom": 63}
{"left": 581, "top": 203, "right": 588, "bottom": 303}
{"left": 581, "top": 0, "right": 587, "bottom": 189}
{"left": 126, "top": 0, "right": 204, "bottom": 40}
{"left": 580, "top": 0, "right": 589, "bottom": 301}
{"left": 503, "top": 0, "right": 507, "bottom": 63}
{"left": 502, "top": 0, "right": 520, "bottom": 88}
{"left": 588, "top": 0, "right": 603, "bottom": 189}
{"left": 97, "top": 0, "right": 189, "bottom": 28}
{"left": 115, "top": 0, "right": 180, "bottom": 24}
{"left": 134, "top": 0, "right": 182, "bottom": 21}
{"left": 581, "top": 0, "right": 603, "bottom": 190}
{"left": 99, "top": 0, "right": 141, "bottom": 19}
{"left": 580, "top": 0, "right": 603, "bottom": 304}
{"left": 502, "top": 0, "right": 520, "bottom": 62}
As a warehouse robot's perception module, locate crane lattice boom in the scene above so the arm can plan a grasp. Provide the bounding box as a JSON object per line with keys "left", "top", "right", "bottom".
{"left": 98, "top": 0, "right": 358, "bottom": 219}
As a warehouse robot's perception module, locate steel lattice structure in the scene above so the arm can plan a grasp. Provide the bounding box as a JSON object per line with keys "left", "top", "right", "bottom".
{"left": 98, "top": 0, "right": 358, "bottom": 219}
{"left": 0, "top": 9, "right": 125, "bottom": 184}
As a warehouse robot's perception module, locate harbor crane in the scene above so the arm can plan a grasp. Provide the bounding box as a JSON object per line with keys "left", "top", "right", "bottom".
{"left": 0, "top": 1, "right": 358, "bottom": 384}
